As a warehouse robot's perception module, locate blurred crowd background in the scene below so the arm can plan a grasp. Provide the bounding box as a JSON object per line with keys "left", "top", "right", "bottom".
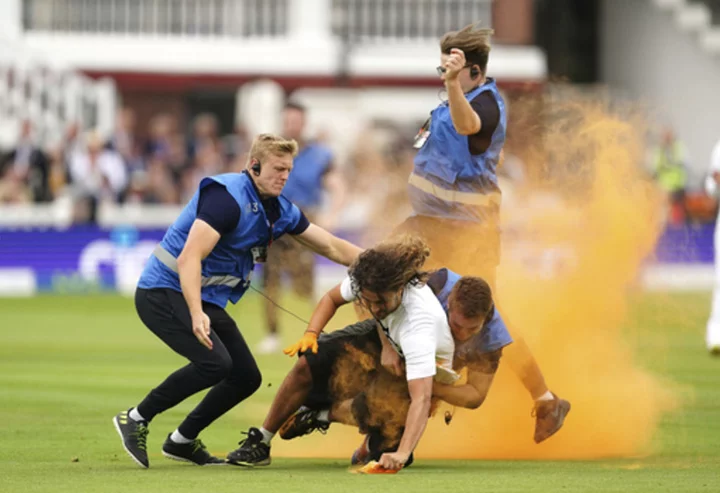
{"left": 1, "top": 0, "right": 720, "bottom": 297}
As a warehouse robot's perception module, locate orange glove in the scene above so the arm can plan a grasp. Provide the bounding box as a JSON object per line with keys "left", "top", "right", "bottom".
{"left": 283, "top": 331, "right": 319, "bottom": 357}
{"left": 356, "top": 461, "right": 399, "bottom": 475}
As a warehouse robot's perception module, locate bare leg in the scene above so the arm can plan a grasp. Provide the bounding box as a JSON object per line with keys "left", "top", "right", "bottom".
{"left": 257, "top": 256, "right": 282, "bottom": 354}
{"left": 503, "top": 329, "right": 571, "bottom": 443}
{"left": 503, "top": 336, "right": 549, "bottom": 400}
{"left": 261, "top": 356, "right": 314, "bottom": 433}
{"left": 263, "top": 278, "right": 280, "bottom": 336}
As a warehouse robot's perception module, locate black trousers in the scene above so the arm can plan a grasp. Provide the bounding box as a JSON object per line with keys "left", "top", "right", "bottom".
{"left": 134, "top": 288, "right": 261, "bottom": 439}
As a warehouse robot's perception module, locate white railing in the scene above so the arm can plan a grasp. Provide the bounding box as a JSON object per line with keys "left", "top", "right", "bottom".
{"left": 332, "top": 0, "right": 493, "bottom": 42}
{"left": 22, "top": 0, "right": 491, "bottom": 41}
{"left": 0, "top": 34, "right": 116, "bottom": 148}
{"left": 652, "top": 0, "right": 720, "bottom": 53}
{"left": 23, "top": 0, "right": 290, "bottom": 38}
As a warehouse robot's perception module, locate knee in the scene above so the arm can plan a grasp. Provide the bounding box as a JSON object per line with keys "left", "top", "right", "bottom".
{"left": 244, "top": 365, "right": 262, "bottom": 394}
{"left": 224, "top": 358, "right": 263, "bottom": 394}
{"left": 198, "top": 353, "right": 233, "bottom": 383}
{"left": 294, "top": 356, "right": 314, "bottom": 387}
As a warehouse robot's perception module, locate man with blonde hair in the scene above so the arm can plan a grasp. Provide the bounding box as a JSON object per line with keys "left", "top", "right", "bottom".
{"left": 112, "top": 133, "right": 363, "bottom": 469}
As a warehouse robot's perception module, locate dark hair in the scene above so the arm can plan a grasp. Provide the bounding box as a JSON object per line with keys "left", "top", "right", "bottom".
{"left": 349, "top": 235, "right": 431, "bottom": 295}
{"left": 440, "top": 23, "right": 494, "bottom": 76}
{"left": 284, "top": 101, "right": 307, "bottom": 114}
{"left": 448, "top": 276, "right": 493, "bottom": 319}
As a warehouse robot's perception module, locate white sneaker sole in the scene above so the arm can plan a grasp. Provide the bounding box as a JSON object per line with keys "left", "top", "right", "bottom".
{"left": 112, "top": 416, "right": 149, "bottom": 469}
{"left": 226, "top": 457, "right": 272, "bottom": 467}
{"left": 162, "top": 450, "right": 227, "bottom": 466}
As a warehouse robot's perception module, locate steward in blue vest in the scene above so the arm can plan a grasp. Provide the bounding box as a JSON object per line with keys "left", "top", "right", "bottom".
{"left": 428, "top": 268, "right": 512, "bottom": 357}
{"left": 396, "top": 24, "right": 507, "bottom": 283}
{"left": 394, "top": 23, "right": 571, "bottom": 446}
{"left": 113, "top": 134, "right": 362, "bottom": 469}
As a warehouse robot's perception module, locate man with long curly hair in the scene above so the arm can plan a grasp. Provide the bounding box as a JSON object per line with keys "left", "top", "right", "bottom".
{"left": 227, "top": 236, "right": 473, "bottom": 470}
{"left": 275, "top": 266, "right": 508, "bottom": 468}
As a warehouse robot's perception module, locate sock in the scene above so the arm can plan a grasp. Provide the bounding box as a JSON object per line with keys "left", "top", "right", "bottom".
{"left": 317, "top": 409, "right": 330, "bottom": 423}
{"left": 129, "top": 407, "right": 146, "bottom": 423}
{"left": 170, "top": 429, "right": 194, "bottom": 444}
{"left": 259, "top": 427, "right": 275, "bottom": 445}
{"left": 535, "top": 390, "right": 554, "bottom": 402}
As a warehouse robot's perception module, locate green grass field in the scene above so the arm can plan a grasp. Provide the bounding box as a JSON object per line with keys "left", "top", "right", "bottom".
{"left": 1, "top": 291, "right": 719, "bottom": 493}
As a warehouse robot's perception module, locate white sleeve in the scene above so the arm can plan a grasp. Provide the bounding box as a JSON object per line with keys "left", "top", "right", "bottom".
{"left": 706, "top": 141, "right": 720, "bottom": 197}
{"left": 339, "top": 276, "right": 357, "bottom": 302}
{"left": 103, "top": 152, "right": 128, "bottom": 194}
{"left": 398, "top": 310, "right": 438, "bottom": 381}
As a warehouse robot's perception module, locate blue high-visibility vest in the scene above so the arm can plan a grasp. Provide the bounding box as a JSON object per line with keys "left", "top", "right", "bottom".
{"left": 282, "top": 143, "right": 333, "bottom": 209}
{"left": 138, "top": 172, "right": 303, "bottom": 307}
{"left": 411, "top": 78, "right": 507, "bottom": 222}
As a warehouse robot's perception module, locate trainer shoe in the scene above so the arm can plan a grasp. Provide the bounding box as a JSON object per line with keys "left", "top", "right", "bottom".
{"left": 278, "top": 408, "right": 330, "bottom": 440}
{"left": 532, "top": 393, "right": 572, "bottom": 443}
{"left": 351, "top": 435, "right": 371, "bottom": 465}
{"left": 257, "top": 334, "right": 281, "bottom": 355}
{"left": 113, "top": 409, "right": 150, "bottom": 468}
{"left": 226, "top": 428, "right": 271, "bottom": 467}
{"left": 162, "top": 434, "right": 225, "bottom": 465}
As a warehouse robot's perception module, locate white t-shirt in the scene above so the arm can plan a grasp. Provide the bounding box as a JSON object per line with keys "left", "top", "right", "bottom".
{"left": 340, "top": 276, "right": 456, "bottom": 381}
{"left": 705, "top": 139, "right": 720, "bottom": 198}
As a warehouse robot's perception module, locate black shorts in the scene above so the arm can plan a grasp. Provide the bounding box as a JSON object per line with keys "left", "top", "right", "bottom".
{"left": 303, "top": 319, "right": 504, "bottom": 453}
{"left": 304, "top": 319, "right": 410, "bottom": 450}
{"left": 303, "top": 319, "right": 382, "bottom": 409}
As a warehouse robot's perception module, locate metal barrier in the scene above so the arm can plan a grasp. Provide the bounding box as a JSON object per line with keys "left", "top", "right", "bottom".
{"left": 22, "top": 0, "right": 491, "bottom": 40}
{"left": 332, "top": 0, "right": 492, "bottom": 43}
{"left": 22, "top": 0, "right": 289, "bottom": 37}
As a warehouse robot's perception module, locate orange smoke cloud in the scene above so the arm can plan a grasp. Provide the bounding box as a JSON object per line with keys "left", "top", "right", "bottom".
{"left": 275, "top": 92, "right": 678, "bottom": 460}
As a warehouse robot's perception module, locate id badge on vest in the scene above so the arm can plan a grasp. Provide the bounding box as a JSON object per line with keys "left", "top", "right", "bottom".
{"left": 253, "top": 217, "right": 275, "bottom": 264}
{"left": 251, "top": 246, "right": 268, "bottom": 263}
{"left": 413, "top": 117, "right": 431, "bottom": 149}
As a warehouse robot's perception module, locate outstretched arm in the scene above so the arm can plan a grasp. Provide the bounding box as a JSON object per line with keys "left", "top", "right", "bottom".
{"left": 379, "top": 376, "right": 433, "bottom": 470}
{"left": 283, "top": 281, "right": 352, "bottom": 356}
{"left": 291, "top": 223, "right": 362, "bottom": 266}
{"left": 432, "top": 368, "right": 495, "bottom": 409}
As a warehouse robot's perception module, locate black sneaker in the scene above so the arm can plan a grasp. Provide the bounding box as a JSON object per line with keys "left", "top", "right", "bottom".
{"left": 532, "top": 393, "right": 572, "bottom": 443}
{"left": 278, "top": 408, "right": 330, "bottom": 440}
{"left": 226, "top": 428, "right": 271, "bottom": 467}
{"left": 113, "top": 409, "right": 150, "bottom": 468}
{"left": 162, "top": 434, "right": 225, "bottom": 466}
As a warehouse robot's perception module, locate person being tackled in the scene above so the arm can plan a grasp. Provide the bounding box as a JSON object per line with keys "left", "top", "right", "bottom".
{"left": 226, "top": 235, "right": 462, "bottom": 471}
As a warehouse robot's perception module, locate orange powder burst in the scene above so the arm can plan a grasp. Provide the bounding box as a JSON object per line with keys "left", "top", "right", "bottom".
{"left": 276, "top": 92, "right": 678, "bottom": 461}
